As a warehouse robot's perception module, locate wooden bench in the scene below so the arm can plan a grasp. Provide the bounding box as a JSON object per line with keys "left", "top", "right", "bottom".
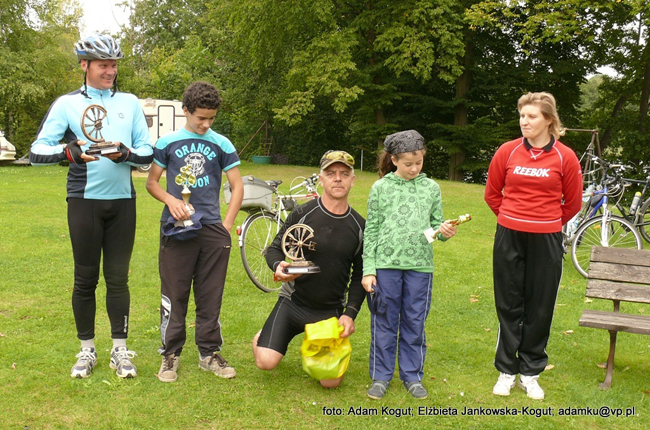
{"left": 579, "top": 246, "right": 650, "bottom": 389}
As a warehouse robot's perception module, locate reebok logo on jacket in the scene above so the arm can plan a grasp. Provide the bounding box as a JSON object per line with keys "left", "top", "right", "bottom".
{"left": 512, "top": 166, "right": 550, "bottom": 177}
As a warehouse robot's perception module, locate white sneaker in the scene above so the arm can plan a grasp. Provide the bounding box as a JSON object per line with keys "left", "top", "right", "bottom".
{"left": 110, "top": 346, "right": 137, "bottom": 378}
{"left": 71, "top": 347, "right": 97, "bottom": 378}
{"left": 518, "top": 374, "right": 545, "bottom": 400}
{"left": 492, "top": 372, "right": 516, "bottom": 396}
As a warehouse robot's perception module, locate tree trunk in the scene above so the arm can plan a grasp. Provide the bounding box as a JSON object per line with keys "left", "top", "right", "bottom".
{"left": 601, "top": 94, "right": 630, "bottom": 152}
{"left": 449, "top": 76, "right": 468, "bottom": 181}
{"left": 448, "top": 34, "right": 473, "bottom": 182}
{"left": 639, "top": 46, "right": 650, "bottom": 133}
{"left": 365, "top": 24, "right": 386, "bottom": 149}
{"left": 374, "top": 106, "right": 386, "bottom": 145}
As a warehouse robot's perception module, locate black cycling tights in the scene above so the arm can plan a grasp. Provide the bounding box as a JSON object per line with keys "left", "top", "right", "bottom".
{"left": 67, "top": 198, "right": 136, "bottom": 340}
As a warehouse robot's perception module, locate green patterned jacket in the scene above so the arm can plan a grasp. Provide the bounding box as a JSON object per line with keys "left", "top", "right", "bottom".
{"left": 362, "top": 172, "right": 445, "bottom": 276}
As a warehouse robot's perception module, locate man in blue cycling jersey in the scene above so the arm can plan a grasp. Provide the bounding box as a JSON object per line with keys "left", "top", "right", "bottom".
{"left": 30, "top": 34, "right": 153, "bottom": 379}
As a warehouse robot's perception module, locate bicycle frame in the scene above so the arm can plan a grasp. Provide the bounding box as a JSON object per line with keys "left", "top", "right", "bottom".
{"left": 236, "top": 173, "right": 321, "bottom": 292}
{"left": 616, "top": 175, "right": 650, "bottom": 224}
{"left": 563, "top": 163, "right": 606, "bottom": 247}
{"left": 588, "top": 187, "right": 607, "bottom": 219}
{"left": 593, "top": 187, "right": 611, "bottom": 246}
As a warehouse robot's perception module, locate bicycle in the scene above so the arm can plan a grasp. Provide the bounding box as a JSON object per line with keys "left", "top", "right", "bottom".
{"left": 570, "top": 166, "right": 643, "bottom": 277}
{"left": 616, "top": 164, "right": 650, "bottom": 243}
{"left": 561, "top": 131, "right": 605, "bottom": 250}
{"left": 576, "top": 159, "right": 650, "bottom": 245}
{"left": 563, "top": 155, "right": 638, "bottom": 248}
{"left": 562, "top": 154, "right": 607, "bottom": 251}
{"left": 225, "top": 174, "right": 320, "bottom": 292}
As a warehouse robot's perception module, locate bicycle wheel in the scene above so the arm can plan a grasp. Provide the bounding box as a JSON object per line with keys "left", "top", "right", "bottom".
{"left": 240, "top": 213, "right": 282, "bottom": 292}
{"left": 570, "top": 215, "right": 643, "bottom": 278}
{"left": 636, "top": 198, "right": 650, "bottom": 244}
{"left": 562, "top": 199, "right": 598, "bottom": 252}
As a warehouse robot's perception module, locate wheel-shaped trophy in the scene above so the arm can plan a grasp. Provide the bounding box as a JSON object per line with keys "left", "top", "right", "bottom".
{"left": 281, "top": 224, "right": 321, "bottom": 274}
{"left": 81, "top": 104, "right": 119, "bottom": 156}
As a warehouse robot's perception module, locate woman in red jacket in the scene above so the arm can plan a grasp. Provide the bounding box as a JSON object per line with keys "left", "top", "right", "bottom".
{"left": 484, "top": 92, "right": 582, "bottom": 400}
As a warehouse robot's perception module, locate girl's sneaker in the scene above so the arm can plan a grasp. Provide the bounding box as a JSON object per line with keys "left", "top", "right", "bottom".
{"left": 367, "top": 380, "right": 390, "bottom": 399}
{"left": 492, "top": 372, "right": 516, "bottom": 396}
{"left": 404, "top": 381, "right": 428, "bottom": 399}
{"left": 110, "top": 346, "right": 137, "bottom": 378}
{"left": 71, "top": 347, "right": 97, "bottom": 378}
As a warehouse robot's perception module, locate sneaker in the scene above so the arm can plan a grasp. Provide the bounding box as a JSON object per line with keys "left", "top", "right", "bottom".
{"left": 367, "top": 380, "right": 390, "bottom": 400}
{"left": 109, "top": 346, "right": 137, "bottom": 378}
{"left": 199, "top": 352, "right": 236, "bottom": 379}
{"left": 493, "top": 372, "right": 517, "bottom": 396}
{"left": 71, "top": 347, "right": 97, "bottom": 378}
{"left": 158, "top": 354, "right": 180, "bottom": 383}
{"left": 404, "top": 381, "right": 428, "bottom": 399}
{"left": 518, "top": 374, "right": 545, "bottom": 400}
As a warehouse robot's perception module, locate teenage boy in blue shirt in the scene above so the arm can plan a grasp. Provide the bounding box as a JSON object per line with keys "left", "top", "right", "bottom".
{"left": 146, "top": 81, "right": 243, "bottom": 382}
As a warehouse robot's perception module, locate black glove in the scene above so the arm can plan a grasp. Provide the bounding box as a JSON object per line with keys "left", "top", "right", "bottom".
{"left": 111, "top": 142, "right": 131, "bottom": 163}
{"left": 64, "top": 140, "right": 85, "bottom": 163}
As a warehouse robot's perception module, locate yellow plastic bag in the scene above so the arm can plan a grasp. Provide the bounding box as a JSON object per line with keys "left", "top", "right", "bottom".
{"left": 300, "top": 317, "right": 352, "bottom": 380}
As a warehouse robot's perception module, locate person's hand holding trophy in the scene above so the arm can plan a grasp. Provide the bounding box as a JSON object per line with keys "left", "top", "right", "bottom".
{"left": 174, "top": 165, "right": 197, "bottom": 228}
{"left": 424, "top": 213, "right": 471, "bottom": 243}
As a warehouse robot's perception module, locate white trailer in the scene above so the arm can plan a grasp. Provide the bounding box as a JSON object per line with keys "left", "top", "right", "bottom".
{"left": 137, "top": 98, "right": 186, "bottom": 172}
{"left": 0, "top": 129, "right": 16, "bottom": 163}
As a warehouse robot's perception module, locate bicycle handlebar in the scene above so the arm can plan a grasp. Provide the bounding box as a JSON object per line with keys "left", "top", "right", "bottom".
{"left": 289, "top": 173, "right": 319, "bottom": 195}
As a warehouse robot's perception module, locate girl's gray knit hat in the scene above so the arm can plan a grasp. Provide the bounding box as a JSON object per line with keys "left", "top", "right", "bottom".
{"left": 383, "top": 130, "right": 425, "bottom": 154}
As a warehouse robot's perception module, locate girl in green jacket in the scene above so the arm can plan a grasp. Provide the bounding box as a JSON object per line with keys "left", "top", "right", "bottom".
{"left": 362, "top": 130, "right": 456, "bottom": 400}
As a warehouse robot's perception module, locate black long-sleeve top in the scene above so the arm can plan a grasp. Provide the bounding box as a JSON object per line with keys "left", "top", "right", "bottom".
{"left": 266, "top": 198, "right": 366, "bottom": 319}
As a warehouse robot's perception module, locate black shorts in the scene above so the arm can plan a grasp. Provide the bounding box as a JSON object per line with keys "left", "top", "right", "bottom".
{"left": 257, "top": 297, "right": 342, "bottom": 355}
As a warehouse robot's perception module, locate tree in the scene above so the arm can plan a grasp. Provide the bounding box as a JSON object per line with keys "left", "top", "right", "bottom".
{"left": 0, "top": 0, "right": 81, "bottom": 154}
{"left": 580, "top": 0, "right": 650, "bottom": 164}
{"left": 453, "top": 0, "right": 614, "bottom": 180}
{"left": 125, "top": 0, "right": 207, "bottom": 53}
{"left": 196, "top": 0, "right": 466, "bottom": 165}
{"left": 204, "top": 0, "right": 602, "bottom": 179}
{"left": 115, "top": 0, "right": 643, "bottom": 182}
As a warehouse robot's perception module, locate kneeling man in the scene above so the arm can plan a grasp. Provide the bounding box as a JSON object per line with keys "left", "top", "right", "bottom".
{"left": 252, "top": 150, "right": 365, "bottom": 387}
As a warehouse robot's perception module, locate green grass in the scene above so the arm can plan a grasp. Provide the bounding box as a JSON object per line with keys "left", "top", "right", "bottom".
{"left": 0, "top": 163, "right": 648, "bottom": 429}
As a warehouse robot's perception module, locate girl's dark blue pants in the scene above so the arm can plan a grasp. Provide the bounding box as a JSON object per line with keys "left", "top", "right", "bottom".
{"left": 369, "top": 269, "right": 433, "bottom": 382}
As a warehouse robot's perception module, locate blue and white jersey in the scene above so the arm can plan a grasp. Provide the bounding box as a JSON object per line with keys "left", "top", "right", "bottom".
{"left": 154, "top": 127, "right": 240, "bottom": 225}
{"left": 30, "top": 86, "right": 153, "bottom": 200}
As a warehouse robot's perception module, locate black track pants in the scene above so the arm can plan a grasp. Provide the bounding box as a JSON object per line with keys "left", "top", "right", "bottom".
{"left": 492, "top": 224, "right": 563, "bottom": 376}
{"left": 67, "top": 198, "right": 136, "bottom": 340}
{"left": 158, "top": 223, "right": 231, "bottom": 357}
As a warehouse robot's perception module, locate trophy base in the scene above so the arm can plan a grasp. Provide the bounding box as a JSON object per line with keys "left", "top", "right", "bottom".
{"left": 174, "top": 219, "right": 194, "bottom": 228}
{"left": 86, "top": 144, "right": 119, "bottom": 156}
{"left": 284, "top": 265, "right": 321, "bottom": 274}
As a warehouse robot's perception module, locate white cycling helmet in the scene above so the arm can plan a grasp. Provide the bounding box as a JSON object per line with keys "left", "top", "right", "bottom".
{"left": 74, "top": 34, "right": 124, "bottom": 61}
